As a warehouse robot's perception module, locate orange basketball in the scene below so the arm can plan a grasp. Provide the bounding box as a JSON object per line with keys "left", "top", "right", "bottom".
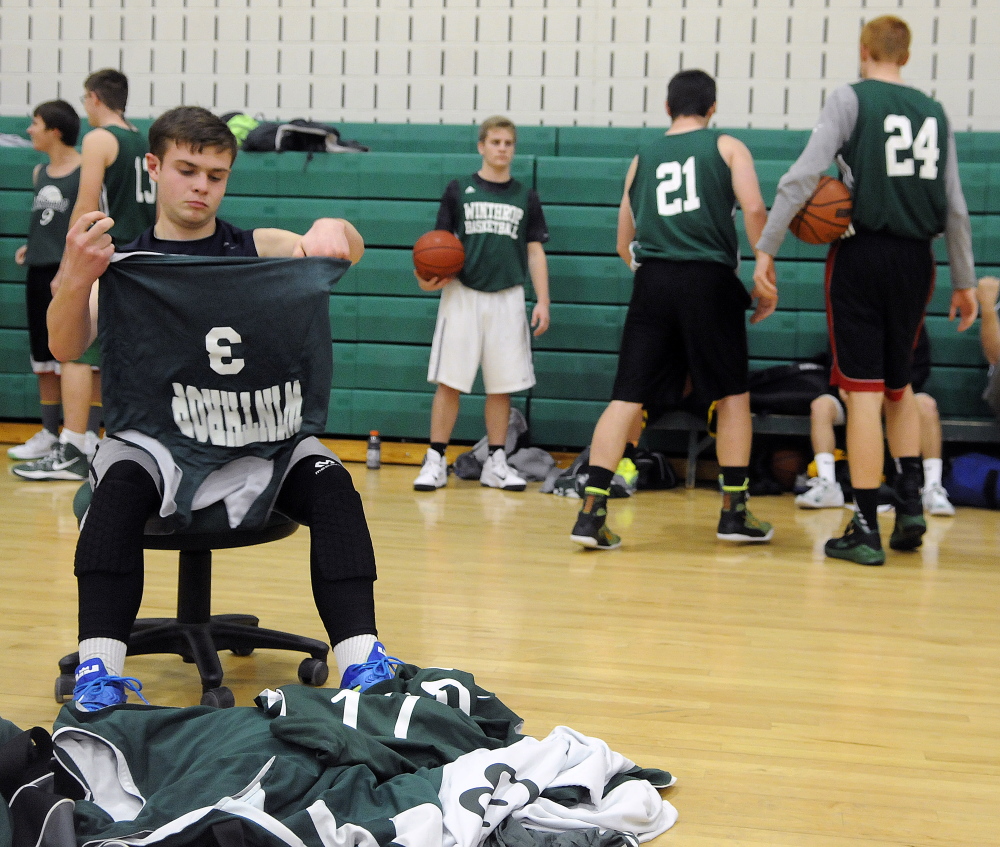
{"left": 413, "top": 230, "right": 464, "bottom": 281}
{"left": 770, "top": 448, "right": 809, "bottom": 491}
{"left": 788, "top": 175, "right": 852, "bottom": 244}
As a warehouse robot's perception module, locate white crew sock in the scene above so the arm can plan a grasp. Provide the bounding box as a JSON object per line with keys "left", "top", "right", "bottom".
{"left": 815, "top": 452, "right": 836, "bottom": 483}
{"left": 333, "top": 634, "right": 378, "bottom": 678}
{"left": 923, "top": 457, "right": 943, "bottom": 488}
{"left": 60, "top": 428, "right": 87, "bottom": 452}
{"left": 78, "top": 638, "right": 128, "bottom": 678}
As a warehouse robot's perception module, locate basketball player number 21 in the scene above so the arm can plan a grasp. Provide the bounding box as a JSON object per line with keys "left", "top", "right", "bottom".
{"left": 656, "top": 156, "right": 701, "bottom": 216}
{"left": 884, "top": 115, "right": 939, "bottom": 180}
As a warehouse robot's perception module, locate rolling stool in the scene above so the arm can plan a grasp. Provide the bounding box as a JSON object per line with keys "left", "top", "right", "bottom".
{"left": 56, "top": 494, "right": 330, "bottom": 709}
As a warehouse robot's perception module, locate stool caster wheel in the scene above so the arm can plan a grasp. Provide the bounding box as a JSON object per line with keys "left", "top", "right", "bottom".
{"left": 55, "top": 674, "right": 75, "bottom": 703}
{"left": 298, "top": 657, "right": 329, "bottom": 687}
{"left": 201, "top": 686, "right": 236, "bottom": 708}
{"left": 230, "top": 646, "right": 255, "bottom": 657}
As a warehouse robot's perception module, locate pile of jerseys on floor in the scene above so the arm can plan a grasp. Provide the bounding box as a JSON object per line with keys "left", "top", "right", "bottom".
{"left": 0, "top": 664, "right": 677, "bottom": 847}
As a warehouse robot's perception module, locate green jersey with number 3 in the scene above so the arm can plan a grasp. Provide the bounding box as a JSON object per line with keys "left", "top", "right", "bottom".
{"left": 841, "top": 79, "right": 949, "bottom": 239}
{"left": 629, "top": 128, "right": 739, "bottom": 268}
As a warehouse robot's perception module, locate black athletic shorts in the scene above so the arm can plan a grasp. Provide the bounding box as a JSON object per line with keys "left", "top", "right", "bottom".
{"left": 825, "top": 231, "right": 934, "bottom": 400}
{"left": 26, "top": 264, "right": 59, "bottom": 366}
{"left": 611, "top": 259, "right": 752, "bottom": 409}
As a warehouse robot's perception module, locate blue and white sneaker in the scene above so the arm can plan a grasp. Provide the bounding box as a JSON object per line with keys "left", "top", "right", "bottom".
{"left": 339, "top": 642, "right": 404, "bottom": 692}
{"left": 73, "top": 658, "right": 148, "bottom": 712}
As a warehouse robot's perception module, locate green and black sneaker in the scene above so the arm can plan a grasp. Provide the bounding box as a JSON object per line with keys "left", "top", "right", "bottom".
{"left": 571, "top": 491, "right": 621, "bottom": 550}
{"left": 716, "top": 491, "right": 773, "bottom": 542}
{"left": 889, "top": 511, "right": 926, "bottom": 551}
{"left": 825, "top": 516, "right": 885, "bottom": 565}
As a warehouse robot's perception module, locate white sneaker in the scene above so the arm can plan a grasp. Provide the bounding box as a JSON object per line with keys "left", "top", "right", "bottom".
{"left": 7, "top": 429, "right": 58, "bottom": 460}
{"left": 480, "top": 450, "right": 526, "bottom": 491}
{"left": 413, "top": 448, "right": 448, "bottom": 491}
{"left": 922, "top": 482, "right": 955, "bottom": 516}
{"left": 794, "top": 477, "right": 845, "bottom": 509}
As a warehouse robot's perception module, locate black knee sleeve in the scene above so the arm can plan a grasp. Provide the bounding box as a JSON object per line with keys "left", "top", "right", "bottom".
{"left": 74, "top": 461, "right": 160, "bottom": 577}
{"left": 277, "top": 459, "right": 378, "bottom": 581}
{"left": 75, "top": 460, "right": 160, "bottom": 642}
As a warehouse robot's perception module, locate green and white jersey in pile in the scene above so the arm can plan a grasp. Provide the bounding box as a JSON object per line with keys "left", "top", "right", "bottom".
{"left": 50, "top": 665, "right": 677, "bottom": 847}
{"left": 101, "top": 125, "right": 156, "bottom": 244}
{"left": 628, "top": 129, "right": 739, "bottom": 269}
{"left": 98, "top": 253, "right": 350, "bottom": 530}
{"left": 436, "top": 174, "right": 549, "bottom": 293}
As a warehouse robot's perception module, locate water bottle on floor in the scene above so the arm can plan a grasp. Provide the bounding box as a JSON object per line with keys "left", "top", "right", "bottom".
{"left": 366, "top": 430, "right": 381, "bottom": 469}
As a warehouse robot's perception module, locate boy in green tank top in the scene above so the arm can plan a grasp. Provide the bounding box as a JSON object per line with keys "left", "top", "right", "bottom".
{"left": 21, "top": 69, "right": 157, "bottom": 482}
{"left": 571, "top": 70, "right": 777, "bottom": 550}
{"left": 754, "top": 16, "right": 978, "bottom": 566}
{"left": 7, "top": 100, "right": 81, "bottom": 467}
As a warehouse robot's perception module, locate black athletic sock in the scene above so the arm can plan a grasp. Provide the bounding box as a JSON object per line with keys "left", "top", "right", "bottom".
{"left": 40, "top": 401, "right": 61, "bottom": 435}
{"left": 488, "top": 444, "right": 505, "bottom": 455}
{"left": 430, "top": 442, "right": 448, "bottom": 458}
{"left": 87, "top": 403, "right": 103, "bottom": 436}
{"left": 586, "top": 464, "right": 615, "bottom": 493}
{"left": 852, "top": 487, "right": 880, "bottom": 535}
{"left": 623, "top": 442, "right": 638, "bottom": 462}
{"left": 894, "top": 456, "right": 923, "bottom": 508}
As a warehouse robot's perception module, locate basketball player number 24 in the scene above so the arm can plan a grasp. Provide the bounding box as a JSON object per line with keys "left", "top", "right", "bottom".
{"left": 656, "top": 157, "right": 702, "bottom": 216}
{"left": 884, "top": 115, "right": 939, "bottom": 180}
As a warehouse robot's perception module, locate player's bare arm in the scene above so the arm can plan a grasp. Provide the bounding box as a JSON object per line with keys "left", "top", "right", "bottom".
{"left": 70, "top": 128, "right": 119, "bottom": 226}
{"left": 47, "top": 211, "right": 115, "bottom": 360}
{"left": 254, "top": 218, "right": 364, "bottom": 263}
{"left": 527, "top": 241, "right": 550, "bottom": 336}
{"left": 616, "top": 157, "right": 639, "bottom": 265}
{"left": 720, "top": 135, "right": 777, "bottom": 324}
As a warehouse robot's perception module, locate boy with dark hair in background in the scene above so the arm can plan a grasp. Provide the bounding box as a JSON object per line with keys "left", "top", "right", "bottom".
{"left": 571, "top": 69, "right": 777, "bottom": 549}
{"left": 17, "top": 69, "right": 157, "bottom": 481}
{"left": 8, "top": 100, "right": 81, "bottom": 467}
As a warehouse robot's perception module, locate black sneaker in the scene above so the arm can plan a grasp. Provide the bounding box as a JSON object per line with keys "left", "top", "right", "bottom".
{"left": 716, "top": 492, "right": 773, "bottom": 542}
{"left": 571, "top": 493, "right": 621, "bottom": 550}
{"left": 889, "top": 512, "right": 926, "bottom": 551}
{"left": 825, "top": 516, "right": 885, "bottom": 565}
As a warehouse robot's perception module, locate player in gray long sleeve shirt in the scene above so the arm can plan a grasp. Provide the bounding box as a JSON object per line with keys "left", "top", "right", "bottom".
{"left": 753, "top": 15, "right": 978, "bottom": 566}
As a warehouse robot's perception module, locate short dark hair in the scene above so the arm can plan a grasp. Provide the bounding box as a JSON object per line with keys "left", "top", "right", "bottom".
{"left": 33, "top": 99, "right": 81, "bottom": 147}
{"left": 148, "top": 106, "right": 238, "bottom": 163}
{"left": 666, "top": 70, "right": 716, "bottom": 118}
{"left": 84, "top": 68, "right": 129, "bottom": 113}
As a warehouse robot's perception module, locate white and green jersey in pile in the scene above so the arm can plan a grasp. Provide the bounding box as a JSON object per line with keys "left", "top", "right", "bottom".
{"left": 101, "top": 125, "right": 156, "bottom": 244}
{"left": 436, "top": 174, "right": 549, "bottom": 293}
{"left": 628, "top": 128, "right": 739, "bottom": 269}
{"left": 98, "top": 252, "right": 350, "bottom": 529}
{"left": 42, "top": 664, "right": 676, "bottom": 847}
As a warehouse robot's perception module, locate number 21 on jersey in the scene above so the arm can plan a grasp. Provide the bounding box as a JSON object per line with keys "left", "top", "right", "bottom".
{"left": 656, "top": 156, "right": 701, "bottom": 216}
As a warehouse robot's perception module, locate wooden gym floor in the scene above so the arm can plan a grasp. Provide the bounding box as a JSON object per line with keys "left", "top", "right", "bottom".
{"left": 2, "top": 435, "right": 998, "bottom": 846}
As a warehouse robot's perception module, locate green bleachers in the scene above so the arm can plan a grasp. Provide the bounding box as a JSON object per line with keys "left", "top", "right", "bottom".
{"left": 1, "top": 118, "right": 997, "bottom": 450}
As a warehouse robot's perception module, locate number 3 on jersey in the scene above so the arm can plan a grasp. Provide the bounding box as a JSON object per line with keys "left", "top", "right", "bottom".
{"left": 656, "top": 156, "right": 701, "bottom": 216}
{"left": 884, "top": 115, "right": 939, "bottom": 180}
